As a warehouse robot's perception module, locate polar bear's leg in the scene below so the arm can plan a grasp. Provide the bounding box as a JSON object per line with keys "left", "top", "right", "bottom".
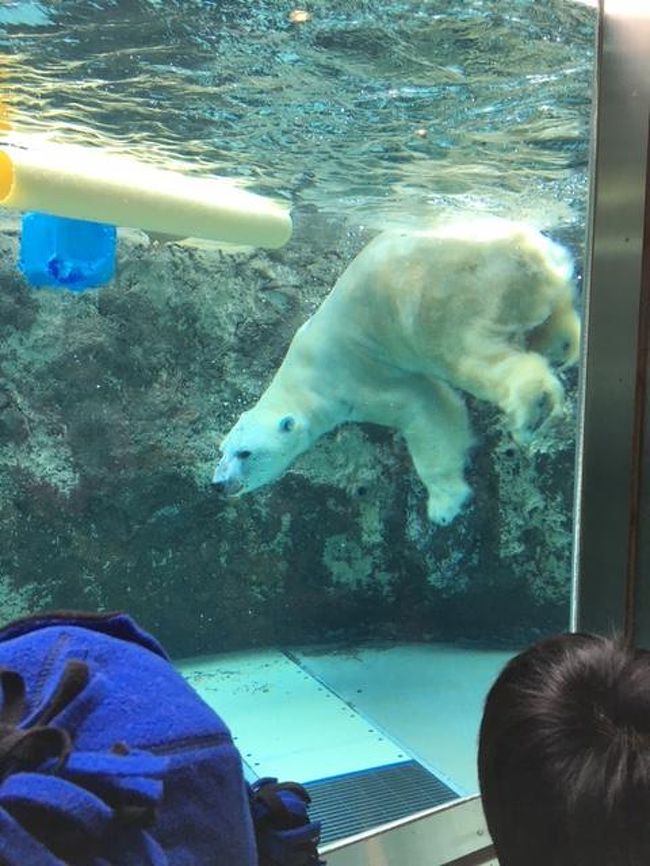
{"left": 455, "top": 349, "right": 564, "bottom": 443}
{"left": 398, "top": 377, "right": 474, "bottom": 525}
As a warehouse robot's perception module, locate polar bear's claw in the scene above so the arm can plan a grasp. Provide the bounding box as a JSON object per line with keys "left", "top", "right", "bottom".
{"left": 528, "top": 390, "right": 555, "bottom": 433}
{"left": 513, "top": 380, "right": 563, "bottom": 443}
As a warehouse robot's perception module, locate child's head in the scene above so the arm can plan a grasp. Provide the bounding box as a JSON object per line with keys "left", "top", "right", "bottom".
{"left": 479, "top": 633, "right": 650, "bottom": 866}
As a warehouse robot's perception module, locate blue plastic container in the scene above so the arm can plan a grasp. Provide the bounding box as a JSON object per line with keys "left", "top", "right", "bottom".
{"left": 19, "top": 212, "right": 117, "bottom": 291}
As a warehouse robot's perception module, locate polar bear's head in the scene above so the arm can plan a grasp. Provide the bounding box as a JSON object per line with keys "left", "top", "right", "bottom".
{"left": 212, "top": 407, "right": 312, "bottom": 496}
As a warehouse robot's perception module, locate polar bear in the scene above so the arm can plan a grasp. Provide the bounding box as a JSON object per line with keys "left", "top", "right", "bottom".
{"left": 212, "top": 218, "right": 580, "bottom": 524}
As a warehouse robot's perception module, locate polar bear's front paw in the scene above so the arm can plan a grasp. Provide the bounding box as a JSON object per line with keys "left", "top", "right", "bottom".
{"left": 507, "top": 372, "right": 564, "bottom": 444}
{"left": 426, "top": 479, "right": 471, "bottom": 525}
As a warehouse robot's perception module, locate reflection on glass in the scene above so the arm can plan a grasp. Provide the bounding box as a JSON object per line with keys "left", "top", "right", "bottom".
{"left": 0, "top": 0, "right": 596, "bottom": 842}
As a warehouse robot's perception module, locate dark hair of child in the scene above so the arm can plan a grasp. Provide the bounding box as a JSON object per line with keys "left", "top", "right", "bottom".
{"left": 479, "top": 633, "right": 650, "bottom": 866}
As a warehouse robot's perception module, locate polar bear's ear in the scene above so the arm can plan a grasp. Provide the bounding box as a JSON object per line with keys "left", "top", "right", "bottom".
{"left": 278, "top": 415, "right": 296, "bottom": 433}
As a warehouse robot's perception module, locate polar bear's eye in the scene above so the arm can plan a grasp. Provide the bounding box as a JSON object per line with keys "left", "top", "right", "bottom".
{"left": 235, "top": 450, "right": 251, "bottom": 459}
{"left": 278, "top": 415, "right": 295, "bottom": 433}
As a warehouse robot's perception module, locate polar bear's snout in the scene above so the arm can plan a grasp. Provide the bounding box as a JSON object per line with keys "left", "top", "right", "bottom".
{"left": 211, "top": 452, "right": 247, "bottom": 496}
{"left": 212, "top": 408, "right": 311, "bottom": 498}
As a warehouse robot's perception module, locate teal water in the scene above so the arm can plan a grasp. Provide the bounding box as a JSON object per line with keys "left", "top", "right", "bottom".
{"left": 0, "top": 0, "right": 595, "bottom": 657}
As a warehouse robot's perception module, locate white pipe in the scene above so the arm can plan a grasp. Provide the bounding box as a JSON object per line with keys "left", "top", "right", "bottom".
{"left": 0, "top": 137, "right": 292, "bottom": 248}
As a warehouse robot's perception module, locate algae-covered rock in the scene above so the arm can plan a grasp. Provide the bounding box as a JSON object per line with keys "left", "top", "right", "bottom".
{"left": 0, "top": 210, "right": 577, "bottom": 656}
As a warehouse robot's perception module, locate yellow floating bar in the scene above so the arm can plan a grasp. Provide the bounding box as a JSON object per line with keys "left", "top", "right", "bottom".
{"left": 0, "top": 138, "right": 292, "bottom": 248}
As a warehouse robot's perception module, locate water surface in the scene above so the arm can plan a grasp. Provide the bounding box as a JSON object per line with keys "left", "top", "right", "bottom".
{"left": 0, "top": 0, "right": 595, "bottom": 229}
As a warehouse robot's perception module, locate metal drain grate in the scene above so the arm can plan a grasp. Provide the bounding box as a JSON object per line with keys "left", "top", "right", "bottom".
{"left": 305, "top": 760, "right": 459, "bottom": 844}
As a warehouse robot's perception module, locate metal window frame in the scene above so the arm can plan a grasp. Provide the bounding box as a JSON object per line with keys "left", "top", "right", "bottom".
{"left": 573, "top": 0, "right": 650, "bottom": 638}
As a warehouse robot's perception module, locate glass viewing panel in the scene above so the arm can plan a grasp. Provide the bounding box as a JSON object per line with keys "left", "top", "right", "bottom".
{"left": 0, "top": 0, "right": 597, "bottom": 844}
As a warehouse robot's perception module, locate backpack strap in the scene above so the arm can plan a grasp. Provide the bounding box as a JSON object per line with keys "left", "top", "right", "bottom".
{"left": 0, "top": 662, "right": 84, "bottom": 782}
{"left": 0, "top": 807, "right": 68, "bottom": 866}
{"left": 250, "top": 778, "right": 325, "bottom": 866}
{"left": 0, "top": 659, "right": 168, "bottom": 865}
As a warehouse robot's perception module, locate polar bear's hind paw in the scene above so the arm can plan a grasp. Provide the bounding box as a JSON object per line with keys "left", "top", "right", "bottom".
{"left": 426, "top": 479, "right": 472, "bottom": 525}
